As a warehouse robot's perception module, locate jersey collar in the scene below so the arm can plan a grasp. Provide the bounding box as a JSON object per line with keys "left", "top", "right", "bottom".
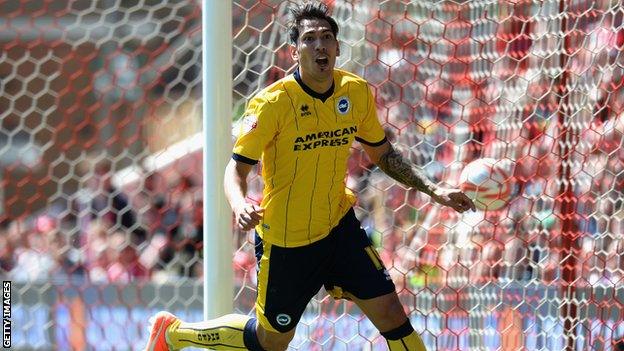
{"left": 293, "top": 68, "right": 334, "bottom": 102}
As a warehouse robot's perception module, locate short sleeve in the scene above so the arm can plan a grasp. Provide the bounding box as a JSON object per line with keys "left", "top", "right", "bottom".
{"left": 355, "top": 85, "right": 387, "bottom": 146}
{"left": 232, "top": 96, "right": 278, "bottom": 164}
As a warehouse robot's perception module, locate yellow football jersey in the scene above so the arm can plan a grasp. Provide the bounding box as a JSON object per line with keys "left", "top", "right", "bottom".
{"left": 233, "top": 68, "right": 386, "bottom": 247}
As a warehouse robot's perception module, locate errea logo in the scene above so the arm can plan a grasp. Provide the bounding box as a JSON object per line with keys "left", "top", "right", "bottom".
{"left": 336, "top": 96, "right": 350, "bottom": 115}
{"left": 300, "top": 104, "right": 312, "bottom": 117}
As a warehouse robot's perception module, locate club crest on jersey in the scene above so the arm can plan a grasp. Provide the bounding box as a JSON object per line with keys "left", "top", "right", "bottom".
{"left": 276, "top": 314, "right": 291, "bottom": 326}
{"left": 336, "top": 96, "right": 350, "bottom": 115}
{"left": 241, "top": 114, "right": 258, "bottom": 134}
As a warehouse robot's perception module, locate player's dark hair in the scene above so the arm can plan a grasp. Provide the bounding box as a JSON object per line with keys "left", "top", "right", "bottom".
{"left": 288, "top": 1, "right": 339, "bottom": 44}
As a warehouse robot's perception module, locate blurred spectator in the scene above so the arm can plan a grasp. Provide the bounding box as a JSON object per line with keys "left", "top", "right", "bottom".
{"left": 150, "top": 239, "right": 179, "bottom": 284}
{"left": 84, "top": 219, "right": 113, "bottom": 282}
{"left": 0, "top": 219, "right": 15, "bottom": 272}
{"left": 10, "top": 225, "right": 55, "bottom": 282}
{"left": 168, "top": 175, "right": 203, "bottom": 243}
{"left": 0, "top": 236, "right": 14, "bottom": 273}
{"left": 106, "top": 231, "right": 149, "bottom": 283}
{"left": 134, "top": 172, "right": 168, "bottom": 240}
{"left": 4, "top": 5, "right": 624, "bottom": 293}
{"left": 76, "top": 156, "right": 138, "bottom": 236}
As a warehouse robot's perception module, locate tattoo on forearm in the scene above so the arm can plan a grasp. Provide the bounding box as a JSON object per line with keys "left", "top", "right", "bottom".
{"left": 377, "top": 146, "right": 437, "bottom": 196}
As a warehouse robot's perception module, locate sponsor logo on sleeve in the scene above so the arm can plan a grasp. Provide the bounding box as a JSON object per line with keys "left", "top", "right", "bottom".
{"left": 241, "top": 114, "right": 258, "bottom": 134}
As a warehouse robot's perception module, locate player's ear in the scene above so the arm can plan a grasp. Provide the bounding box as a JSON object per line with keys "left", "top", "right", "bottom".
{"left": 290, "top": 44, "right": 299, "bottom": 62}
{"left": 336, "top": 42, "right": 340, "bottom": 57}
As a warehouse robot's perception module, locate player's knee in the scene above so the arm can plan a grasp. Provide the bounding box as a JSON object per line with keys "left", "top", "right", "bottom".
{"left": 257, "top": 334, "right": 292, "bottom": 351}
{"left": 261, "top": 341, "right": 289, "bottom": 351}
{"left": 374, "top": 296, "right": 408, "bottom": 328}
{"left": 256, "top": 323, "right": 295, "bottom": 351}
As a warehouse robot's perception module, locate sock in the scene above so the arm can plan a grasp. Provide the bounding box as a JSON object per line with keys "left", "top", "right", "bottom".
{"left": 166, "top": 314, "right": 265, "bottom": 350}
{"left": 242, "top": 318, "right": 266, "bottom": 351}
{"left": 380, "top": 319, "right": 427, "bottom": 351}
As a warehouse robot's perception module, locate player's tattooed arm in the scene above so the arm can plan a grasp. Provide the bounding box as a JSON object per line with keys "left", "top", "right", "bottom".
{"left": 362, "top": 140, "right": 475, "bottom": 212}
{"left": 376, "top": 145, "right": 437, "bottom": 197}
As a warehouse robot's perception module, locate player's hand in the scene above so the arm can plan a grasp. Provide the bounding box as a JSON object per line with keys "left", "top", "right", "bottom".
{"left": 430, "top": 187, "right": 476, "bottom": 213}
{"left": 233, "top": 203, "right": 265, "bottom": 231}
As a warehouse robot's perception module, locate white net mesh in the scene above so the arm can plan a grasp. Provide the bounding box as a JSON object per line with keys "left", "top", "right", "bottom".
{"left": 231, "top": 1, "right": 624, "bottom": 350}
{"left": 2, "top": 0, "right": 205, "bottom": 349}
{"left": 2, "top": 0, "right": 624, "bottom": 350}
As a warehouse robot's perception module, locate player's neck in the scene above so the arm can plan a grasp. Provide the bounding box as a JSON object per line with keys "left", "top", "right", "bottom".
{"left": 298, "top": 68, "right": 333, "bottom": 95}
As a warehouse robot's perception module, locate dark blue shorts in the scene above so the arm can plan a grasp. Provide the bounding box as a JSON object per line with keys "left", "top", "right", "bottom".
{"left": 254, "top": 208, "right": 396, "bottom": 333}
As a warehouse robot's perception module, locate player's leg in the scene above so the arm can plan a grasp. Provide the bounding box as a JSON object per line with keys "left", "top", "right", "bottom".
{"left": 145, "top": 311, "right": 296, "bottom": 351}
{"left": 325, "top": 208, "right": 426, "bottom": 351}
{"left": 255, "top": 325, "right": 296, "bottom": 351}
{"left": 144, "top": 230, "right": 323, "bottom": 351}
{"left": 252, "top": 232, "right": 334, "bottom": 350}
{"left": 144, "top": 311, "right": 266, "bottom": 351}
{"left": 350, "top": 292, "right": 426, "bottom": 351}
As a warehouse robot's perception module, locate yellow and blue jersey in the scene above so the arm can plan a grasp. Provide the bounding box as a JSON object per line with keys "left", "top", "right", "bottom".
{"left": 233, "top": 68, "right": 386, "bottom": 247}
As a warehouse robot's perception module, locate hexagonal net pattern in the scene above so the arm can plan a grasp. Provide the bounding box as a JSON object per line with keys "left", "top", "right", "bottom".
{"left": 2, "top": 0, "right": 205, "bottom": 349}
{"left": 2, "top": 0, "right": 623, "bottom": 350}
{"left": 232, "top": 1, "right": 624, "bottom": 350}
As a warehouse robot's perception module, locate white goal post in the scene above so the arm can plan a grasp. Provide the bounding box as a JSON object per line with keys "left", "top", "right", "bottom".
{"left": 202, "top": 0, "right": 233, "bottom": 319}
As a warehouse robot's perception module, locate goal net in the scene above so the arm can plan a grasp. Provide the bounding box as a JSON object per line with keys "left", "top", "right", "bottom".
{"left": 3, "top": 0, "right": 624, "bottom": 350}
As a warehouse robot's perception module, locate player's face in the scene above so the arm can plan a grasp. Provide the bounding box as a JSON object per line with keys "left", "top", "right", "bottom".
{"left": 291, "top": 18, "right": 339, "bottom": 89}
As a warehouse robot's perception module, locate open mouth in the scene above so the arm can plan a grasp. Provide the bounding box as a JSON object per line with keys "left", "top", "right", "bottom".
{"left": 316, "top": 57, "right": 329, "bottom": 67}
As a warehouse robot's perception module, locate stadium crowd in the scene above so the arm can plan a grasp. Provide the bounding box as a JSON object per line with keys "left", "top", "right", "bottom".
{"left": 2, "top": 2, "right": 623, "bottom": 291}
{"left": 1, "top": 110, "right": 622, "bottom": 290}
